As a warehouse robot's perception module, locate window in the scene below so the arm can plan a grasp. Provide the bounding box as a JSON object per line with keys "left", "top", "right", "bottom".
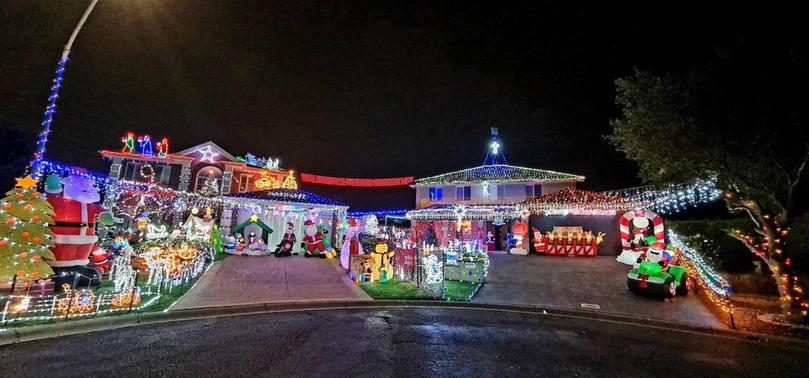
{"left": 194, "top": 166, "right": 223, "bottom": 195}
{"left": 122, "top": 162, "right": 171, "bottom": 186}
{"left": 525, "top": 184, "right": 542, "bottom": 198}
{"left": 456, "top": 186, "right": 471, "bottom": 201}
{"left": 428, "top": 187, "right": 443, "bottom": 201}
{"left": 238, "top": 174, "right": 253, "bottom": 193}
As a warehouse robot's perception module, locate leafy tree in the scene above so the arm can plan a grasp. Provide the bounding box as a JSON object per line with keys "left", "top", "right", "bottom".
{"left": 609, "top": 43, "right": 809, "bottom": 322}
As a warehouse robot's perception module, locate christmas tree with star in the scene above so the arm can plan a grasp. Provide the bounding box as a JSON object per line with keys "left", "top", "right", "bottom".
{"left": 0, "top": 176, "right": 56, "bottom": 285}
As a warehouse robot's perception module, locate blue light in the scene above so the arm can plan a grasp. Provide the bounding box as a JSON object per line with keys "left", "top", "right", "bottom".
{"left": 29, "top": 55, "right": 70, "bottom": 179}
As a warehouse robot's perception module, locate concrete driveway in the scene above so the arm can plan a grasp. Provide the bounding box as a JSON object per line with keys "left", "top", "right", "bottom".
{"left": 473, "top": 253, "right": 725, "bottom": 328}
{"left": 172, "top": 256, "right": 370, "bottom": 310}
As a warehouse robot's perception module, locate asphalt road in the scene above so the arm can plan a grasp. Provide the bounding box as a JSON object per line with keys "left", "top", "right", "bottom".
{"left": 2, "top": 308, "right": 807, "bottom": 377}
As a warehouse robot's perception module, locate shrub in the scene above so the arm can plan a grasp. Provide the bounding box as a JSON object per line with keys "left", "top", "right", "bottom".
{"left": 668, "top": 218, "right": 757, "bottom": 273}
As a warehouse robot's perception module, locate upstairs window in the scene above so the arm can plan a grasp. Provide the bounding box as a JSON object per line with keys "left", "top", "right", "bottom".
{"left": 456, "top": 186, "right": 471, "bottom": 201}
{"left": 429, "top": 187, "right": 443, "bottom": 201}
{"left": 238, "top": 174, "right": 253, "bottom": 193}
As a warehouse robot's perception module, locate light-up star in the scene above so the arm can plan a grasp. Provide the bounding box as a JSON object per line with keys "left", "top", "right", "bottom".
{"left": 490, "top": 141, "right": 500, "bottom": 155}
{"left": 250, "top": 214, "right": 259, "bottom": 223}
{"left": 15, "top": 176, "right": 39, "bottom": 190}
{"left": 196, "top": 145, "right": 220, "bottom": 163}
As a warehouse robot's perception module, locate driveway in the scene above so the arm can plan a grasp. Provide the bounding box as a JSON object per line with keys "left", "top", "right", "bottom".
{"left": 473, "top": 253, "right": 725, "bottom": 328}
{"left": 172, "top": 256, "right": 370, "bottom": 310}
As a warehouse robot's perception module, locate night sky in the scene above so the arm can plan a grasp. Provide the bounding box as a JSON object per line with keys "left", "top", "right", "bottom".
{"left": 0, "top": 1, "right": 798, "bottom": 190}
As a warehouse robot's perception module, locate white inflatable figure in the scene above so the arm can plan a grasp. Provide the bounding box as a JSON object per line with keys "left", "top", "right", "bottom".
{"left": 422, "top": 254, "right": 443, "bottom": 284}
{"left": 340, "top": 227, "right": 363, "bottom": 270}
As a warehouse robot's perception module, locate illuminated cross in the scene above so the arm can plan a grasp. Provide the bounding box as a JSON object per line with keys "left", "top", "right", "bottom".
{"left": 196, "top": 146, "right": 219, "bottom": 163}
{"left": 490, "top": 141, "right": 500, "bottom": 155}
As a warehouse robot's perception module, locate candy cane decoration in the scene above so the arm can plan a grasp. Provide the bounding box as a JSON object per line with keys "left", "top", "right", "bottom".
{"left": 620, "top": 209, "right": 664, "bottom": 249}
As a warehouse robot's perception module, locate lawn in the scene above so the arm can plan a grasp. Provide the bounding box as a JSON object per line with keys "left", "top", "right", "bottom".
{"left": 359, "top": 280, "right": 438, "bottom": 300}
{"left": 443, "top": 280, "right": 481, "bottom": 302}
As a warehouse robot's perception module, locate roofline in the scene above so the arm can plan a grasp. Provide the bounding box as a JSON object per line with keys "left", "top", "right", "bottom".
{"left": 99, "top": 150, "right": 195, "bottom": 162}
{"left": 413, "top": 164, "right": 585, "bottom": 185}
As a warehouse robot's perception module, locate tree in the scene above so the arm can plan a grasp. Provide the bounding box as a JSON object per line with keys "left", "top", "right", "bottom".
{"left": 609, "top": 45, "right": 809, "bottom": 322}
{"left": 211, "top": 224, "right": 224, "bottom": 255}
{"left": 0, "top": 176, "right": 56, "bottom": 285}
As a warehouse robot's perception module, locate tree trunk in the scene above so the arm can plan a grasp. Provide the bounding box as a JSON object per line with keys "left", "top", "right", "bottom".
{"left": 727, "top": 198, "right": 808, "bottom": 323}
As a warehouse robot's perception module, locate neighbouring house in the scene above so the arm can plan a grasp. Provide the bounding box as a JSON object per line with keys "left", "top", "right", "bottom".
{"left": 407, "top": 128, "right": 586, "bottom": 250}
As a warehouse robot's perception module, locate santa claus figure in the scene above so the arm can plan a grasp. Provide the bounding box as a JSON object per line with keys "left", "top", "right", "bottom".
{"left": 302, "top": 220, "right": 326, "bottom": 258}
{"left": 340, "top": 219, "right": 363, "bottom": 270}
{"left": 45, "top": 174, "right": 111, "bottom": 286}
{"left": 274, "top": 222, "right": 297, "bottom": 257}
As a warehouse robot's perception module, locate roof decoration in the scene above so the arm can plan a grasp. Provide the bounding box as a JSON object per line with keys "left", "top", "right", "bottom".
{"left": 415, "top": 164, "right": 584, "bottom": 186}
{"left": 229, "top": 188, "right": 345, "bottom": 207}
{"left": 301, "top": 174, "right": 414, "bottom": 187}
{"left": 483, "top": 127, "right": 508, "bottom": 166}
{"left": 519, "top": 188, "right": 650, "bottom": 216}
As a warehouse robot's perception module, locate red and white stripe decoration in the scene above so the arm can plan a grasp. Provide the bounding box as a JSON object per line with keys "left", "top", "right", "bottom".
{"left": 619, "top": 209, "right": 664, "bottom": 250}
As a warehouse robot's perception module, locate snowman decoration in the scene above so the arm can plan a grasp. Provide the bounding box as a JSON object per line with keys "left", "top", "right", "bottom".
{"left": 44, "top": 175, "right": 112, "bottom": 286}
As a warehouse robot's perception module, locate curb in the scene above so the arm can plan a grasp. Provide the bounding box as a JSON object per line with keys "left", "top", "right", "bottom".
{"left": 2, "top": 300, "right": 808, "bottom": 349}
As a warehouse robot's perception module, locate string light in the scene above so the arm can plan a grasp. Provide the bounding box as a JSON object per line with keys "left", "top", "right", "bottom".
{"left": 602, "top": 178, "right": 722, "bottom": 214}
{"left": 28, "top": 56, "right": 69, "bottom": 179}
{"left": 520, "top": 188, "right": 650, "bottom": 216}
{"left": 669, "top": 230, "right": 734, "bottom": 315}
{"left": 415, "top": 164, "right": 585, "bottom": 186}
{"left": 407, "top": 205, "right": 519, "bottom": 221}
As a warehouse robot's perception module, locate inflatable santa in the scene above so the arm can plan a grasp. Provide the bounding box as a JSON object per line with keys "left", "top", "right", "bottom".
{"left": 302, "top": 220, "right": 326, "bottom": 258}
{"left": 44, "top": 175, "right": 112, "bottom": 286}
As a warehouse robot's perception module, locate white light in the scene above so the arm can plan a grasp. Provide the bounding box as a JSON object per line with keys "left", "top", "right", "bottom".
{"left": 490, "top": 141, "right": 500, "bottom": 155}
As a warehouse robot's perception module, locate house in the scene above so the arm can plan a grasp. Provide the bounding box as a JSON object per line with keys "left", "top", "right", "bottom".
{"left": 407, "top": 128, "right": 586, "bottom": 250}
{"left": 100, "top": 138, "right": 296, "bottom": 196}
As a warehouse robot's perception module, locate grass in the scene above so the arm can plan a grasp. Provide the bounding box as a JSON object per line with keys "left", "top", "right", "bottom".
{"left": 442, "top": 280, "right": 481, "bottom": 302}
{"left": 359, "top": 280, "right": 438, "bottom": 300}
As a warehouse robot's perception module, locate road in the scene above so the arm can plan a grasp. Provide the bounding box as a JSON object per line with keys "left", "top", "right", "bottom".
{"left": 2, "top": 308, "right": 806, "bottom": 377}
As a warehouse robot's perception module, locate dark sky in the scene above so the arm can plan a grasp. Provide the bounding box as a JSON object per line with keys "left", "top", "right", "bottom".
{"left": 0, "top": 1, "right": 798, "bottom": 190}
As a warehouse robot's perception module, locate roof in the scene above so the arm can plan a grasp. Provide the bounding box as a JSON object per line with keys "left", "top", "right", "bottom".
{"left": 414, "top": 164, "right": 584, "bottom": 186}
{"left": 175, "top": 141, "right": 239, "bottom": 162}
{"left": 406, "top": 204, "right": 519, "bottom": 221}
{"left": 518, "top": 187, "right": 650, "bottom": 216}
{"left": 299, "top": 181, "right": 414, "bottom": 210}
{"left": 227, "top": 188, "right": 346, "bottom": 207}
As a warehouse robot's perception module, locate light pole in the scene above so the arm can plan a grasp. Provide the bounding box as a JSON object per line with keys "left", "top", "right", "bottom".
{"left": 29, "top": 0, "right": 99, "bottom": 179}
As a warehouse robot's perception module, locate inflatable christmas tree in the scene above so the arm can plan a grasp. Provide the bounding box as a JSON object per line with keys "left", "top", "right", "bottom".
{"left": 0, "top": 176, "right": 56, "bottom": 284}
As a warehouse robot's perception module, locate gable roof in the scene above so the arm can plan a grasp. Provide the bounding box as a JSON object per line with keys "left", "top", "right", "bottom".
{"left": 175, "top": 141, "right": 238, "bottom": 162}
{"left": 414, "top": 164, "right": 584, "bottom": 186}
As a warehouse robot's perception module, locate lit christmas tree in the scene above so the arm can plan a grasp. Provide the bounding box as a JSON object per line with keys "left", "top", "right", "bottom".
{"left": 282, "top": 171, "right": 298, "bottom": 190}
{"left": 0, "top": 176, "right": 56, "bottom": 284}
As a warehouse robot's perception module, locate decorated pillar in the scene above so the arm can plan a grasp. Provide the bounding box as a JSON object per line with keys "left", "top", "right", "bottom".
{"left": 178, "top": 162, "right": 192, "bottom": 192}
{"left": 108, "top": 157, "right": 123, "bottom": 180}
{"left": 221, "top": 166, "right": 234, "bottom": 195}
{"left": 220, "top": 204, "right": 233, "bottom": 235}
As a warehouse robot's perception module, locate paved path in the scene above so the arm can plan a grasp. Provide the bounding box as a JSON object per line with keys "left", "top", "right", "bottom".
{"left": 172, "top": 256, "right": 370, "bottom": 309}
{"left": 2, "top": 308, "right": 806, "bottom": 377}
{"left": 473, "top": 253, "right": 724, "bottom": 328}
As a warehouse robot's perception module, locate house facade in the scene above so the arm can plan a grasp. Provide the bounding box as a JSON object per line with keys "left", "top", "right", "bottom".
{"left": 412, "top": 164, "right": 584, "bottom": 209}
{"left": 100, "top": 139, "right": 296, "bottom": 196}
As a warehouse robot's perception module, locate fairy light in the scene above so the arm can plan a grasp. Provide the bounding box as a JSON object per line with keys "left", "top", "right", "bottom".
{"left": 669, "top": 230, "right": 734, "bottom": 315}
{"left": 415, "top": 164, "right": 585, "bottom": 186}
{"left": 521, "top": 188, "right": 651, "bottom": 216}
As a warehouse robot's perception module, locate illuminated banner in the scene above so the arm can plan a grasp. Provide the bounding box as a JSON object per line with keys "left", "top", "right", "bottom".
{"left": 300, "top": 173, "right": 413, "bottom": 187}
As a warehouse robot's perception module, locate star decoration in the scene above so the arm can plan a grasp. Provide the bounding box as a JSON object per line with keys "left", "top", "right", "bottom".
{"left": 15, "top": 176, "right": 39, "bottom": 190}
{"left": 250, "top": 214, "right": 259, "bottom": 223}
{"left": 195, "top": 145, "right": 220, "bottom": 163}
